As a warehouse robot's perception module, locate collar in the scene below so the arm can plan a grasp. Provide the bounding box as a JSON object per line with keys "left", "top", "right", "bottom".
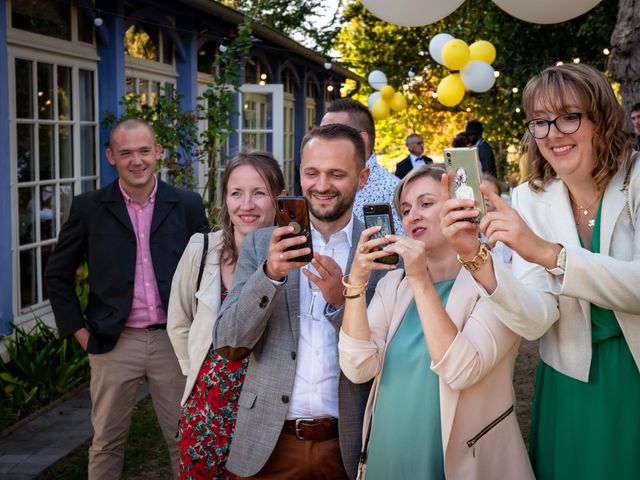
{"left": 118, "top": 176, "right": 158, "bottom": 206}
{"left": 311, "top": 214, "right": 355, "bottom": 249}
{"left": 366, "top": 152, "right": 377, "bottom": 169}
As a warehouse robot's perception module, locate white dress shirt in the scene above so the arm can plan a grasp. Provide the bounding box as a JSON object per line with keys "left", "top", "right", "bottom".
{"left": 286, "top": 216, "right": 354, "bottom": 420}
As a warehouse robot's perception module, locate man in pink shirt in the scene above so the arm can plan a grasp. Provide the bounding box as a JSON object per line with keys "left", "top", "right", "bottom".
{"left": 45, "top": 119, "right": 208, "bottom": 479}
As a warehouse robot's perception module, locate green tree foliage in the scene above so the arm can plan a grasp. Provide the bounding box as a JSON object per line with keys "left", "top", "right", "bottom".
{"left": 335, "top": 0, "right": 618, "bottom": 180}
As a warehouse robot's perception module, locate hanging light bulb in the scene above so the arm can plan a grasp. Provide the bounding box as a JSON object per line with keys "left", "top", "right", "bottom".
{"left": 94, "top": 16, "right": 103, "bottom": 27}
{"left": 407, "top": 67, "right": 415, "bottom": 78}
{"left": 219, "top": 38, "right": 229, "bottom": 53}
{"left": 324, "top": 60, "right": 332, "bottom": 70}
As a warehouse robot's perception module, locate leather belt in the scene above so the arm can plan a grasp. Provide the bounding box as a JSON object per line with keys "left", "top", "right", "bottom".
{"left": 282, "top": 417, "right": 339, "bottom": 441}
{"left": 146, "top": 323, "right": 167, "bottom": 330}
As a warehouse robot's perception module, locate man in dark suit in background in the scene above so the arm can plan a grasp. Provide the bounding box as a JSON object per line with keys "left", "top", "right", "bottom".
{"left": 466, "top": 120, "right": 498, "bottom": 178}
{"left": 395, "top": 133, "right": 433, "bottom": 179}
{"left": 44, "top": 119, "right": 208, "bottom": 479}
{"left": 213, "top": 124, "right": 389, "bottom": 479}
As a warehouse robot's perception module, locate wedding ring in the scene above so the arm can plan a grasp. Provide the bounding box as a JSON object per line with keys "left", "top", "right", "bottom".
{"left": 359, "top": 242, "right": 369, "bottom": 254}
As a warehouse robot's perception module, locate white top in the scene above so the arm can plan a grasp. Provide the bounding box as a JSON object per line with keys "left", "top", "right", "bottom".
{"left": 286, "top": 216, "right": 354, "bottom": 419}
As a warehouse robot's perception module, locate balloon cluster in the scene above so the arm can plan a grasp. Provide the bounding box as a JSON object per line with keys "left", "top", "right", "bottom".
{"left": 366, "top": 71, "right": 408, "bottom": 121}
{"left": 429, "top": 34, "right": 497, "bottom": 108}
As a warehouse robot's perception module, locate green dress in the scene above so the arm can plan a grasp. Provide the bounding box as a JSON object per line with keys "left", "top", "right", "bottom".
{"left": 366, "top": 279, "right": 454, "bottom": 480}
{"left": 529, "top": 199, "right": 640, "bottom": 480}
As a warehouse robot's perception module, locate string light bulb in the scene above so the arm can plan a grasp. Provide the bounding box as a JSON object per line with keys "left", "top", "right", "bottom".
{"left": 219, "top": 38, "right": 229, "bottom": 53}
{"left": 94, "top": 16, "right": 103, "bottom": 27}
{"left": 324, "top": 60, "right": 332, "bottom": 70}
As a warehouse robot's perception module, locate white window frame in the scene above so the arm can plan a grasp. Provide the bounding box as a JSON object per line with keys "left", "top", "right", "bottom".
{"left": 238, "top": 83, "right": 284, "bottom": 163}
{"left": 8, "top": 32, "right": 99, "bottom": 325}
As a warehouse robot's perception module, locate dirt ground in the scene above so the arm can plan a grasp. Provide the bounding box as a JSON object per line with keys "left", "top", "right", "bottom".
{"left": 513, "top": 338, "right": 539, "bottom": 447}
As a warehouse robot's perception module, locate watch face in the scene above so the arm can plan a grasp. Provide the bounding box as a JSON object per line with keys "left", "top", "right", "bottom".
{"left": 558, "top": 248, "right": 567, "bottom": 270}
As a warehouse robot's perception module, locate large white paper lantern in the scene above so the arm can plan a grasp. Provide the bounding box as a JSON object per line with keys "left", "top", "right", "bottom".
{"left": 492, "top": 0, "right": 601, "bottom": 24}
{"left": 361, "top": 0, "right": 465, "bottom": 27}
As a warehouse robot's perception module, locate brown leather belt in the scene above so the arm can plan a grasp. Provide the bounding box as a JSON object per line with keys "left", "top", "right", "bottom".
{"left": 146, "top": 323, "right": 167, "bottom": 330}
{"left": 282, "top": 417, "right": 339, "bottom": 441}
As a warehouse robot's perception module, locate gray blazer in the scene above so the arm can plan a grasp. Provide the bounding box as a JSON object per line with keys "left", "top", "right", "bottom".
{"left": 213, "top": 218, "right": 388, "bottom": 479}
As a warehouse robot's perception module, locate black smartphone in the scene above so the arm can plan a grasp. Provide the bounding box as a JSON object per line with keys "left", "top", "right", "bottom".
{"left": 444, "top": 147, "right": 486, "bottom": 222}
{"left": 276, "top": 196, "right": 313, "bottom": 262}
{"left": 363, "top": 203, "right": 399, "bottom": 265}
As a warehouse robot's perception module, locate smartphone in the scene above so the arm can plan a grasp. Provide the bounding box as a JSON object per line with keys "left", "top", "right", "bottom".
{"left": 363, "top": 203, "right": 399, "bottom": 265}
{"left": 276, "top": 196, "right": 313, "bottom": 263}
{"left": 444, "top": 147, "right": 486, "bottom": 222}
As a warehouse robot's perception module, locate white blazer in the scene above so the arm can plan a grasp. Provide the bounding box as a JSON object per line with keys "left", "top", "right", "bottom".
{"left": 168, "top": 230, "right": 223, "bottom": 405}
{"left": 484, "top": 152, "right": 640, "bottom": 381}
{"left": 339, "top": 269, "right": 533, "bottom": 480}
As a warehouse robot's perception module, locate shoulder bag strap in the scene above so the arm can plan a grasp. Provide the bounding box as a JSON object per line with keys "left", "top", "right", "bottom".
{"left": 194, "top": 233, "right": 209, "bottom": 311}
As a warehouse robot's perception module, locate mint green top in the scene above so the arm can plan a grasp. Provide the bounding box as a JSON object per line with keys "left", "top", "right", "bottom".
{"left": 366, "top": 279, "right": 455, "bottom": 480}
{"left": 530, "top": 197, "right": 640, "bottom": 479}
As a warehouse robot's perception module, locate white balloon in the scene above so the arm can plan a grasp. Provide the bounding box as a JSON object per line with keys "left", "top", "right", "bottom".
{"left": 492, "top": 0, "right": 601, "bottom": 24}
{"left": 368, "top": 70, "right": 388, "bottom": 91}
{"left": 361, "top": 0, "right": 465, "bottom": 27}
{"left": 367, "top": 91, "right": 382, "bottom": 109}
{"left": 429, "top": 33, "right": 454, "bottom": 66}
{"left": 460, "top": 61, "right": 496, "bottom": 93}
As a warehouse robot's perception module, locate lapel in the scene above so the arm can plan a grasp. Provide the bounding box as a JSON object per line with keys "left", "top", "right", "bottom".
{"left": 194, "top": 232, "right": 223, "bottom": 312}
{"left": 600, "top": 166, "right": 626, "bottom": 255}
{"left": 101, "top": 180, "right": 134, "bottom": 232}
{"left": 285, "top": 265, "right": 301, "bottom": 348}
{"left": 347, "top": 217, "right": 364, "bottom": 270}
{"left": 537, "top": 180, "right": 581, "bottom": 249}
{"left": 151, "top": 180, "right": 179, "bottom": 234}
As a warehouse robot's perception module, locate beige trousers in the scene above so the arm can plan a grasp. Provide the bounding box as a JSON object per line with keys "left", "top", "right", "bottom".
{"left": 88, "top": 328, "right": 184, "bottom": 480}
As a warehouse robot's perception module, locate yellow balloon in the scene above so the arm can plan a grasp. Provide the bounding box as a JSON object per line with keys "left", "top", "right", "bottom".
{"left": 371, "top": 98, "right": 391, "bottom": 120}
{"left": 380, "top": 85, "right": 395, "bottom": 102}
{"left": 441, "top": 39, "right": 470, "bottom": 71}
{"left": 389, "top": 92, "right": 407, "bottom": 112}
{"left": 436, "top": 73, "right": 465, "bottom": 107}
{"left": 469, "top": 40, "right": 497, "bottom": 64}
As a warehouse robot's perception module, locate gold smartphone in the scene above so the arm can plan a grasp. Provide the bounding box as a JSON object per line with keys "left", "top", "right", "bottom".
{"left": 444, "top": 147, "right": 486, "bottom": 221}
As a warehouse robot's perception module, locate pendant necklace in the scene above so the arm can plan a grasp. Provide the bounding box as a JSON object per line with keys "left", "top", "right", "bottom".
{"left": 569, "top": 192, "right": 600, "bottom": 229}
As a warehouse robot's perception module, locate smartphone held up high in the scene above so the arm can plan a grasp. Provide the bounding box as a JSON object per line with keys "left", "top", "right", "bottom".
{"left": 276, "top": 196, "right": 313, "bottom": 262}
{"left": 363, "top": 203, "right": 399, "bottom": 265}
{"left": 444, "top": 147, "right": 486, "bottom": 222}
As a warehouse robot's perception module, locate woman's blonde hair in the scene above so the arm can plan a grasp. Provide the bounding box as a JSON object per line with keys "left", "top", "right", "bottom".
{"left": 521, "top": 63, "right": 635, "bottom": 192}
{"left": 394, "top": 164, "right": 447, "bottom": 218}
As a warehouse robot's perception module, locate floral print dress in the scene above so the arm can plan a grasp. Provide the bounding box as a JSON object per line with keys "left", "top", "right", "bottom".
{"left": 178, "top": 284, "right": 248, "bottom": 480}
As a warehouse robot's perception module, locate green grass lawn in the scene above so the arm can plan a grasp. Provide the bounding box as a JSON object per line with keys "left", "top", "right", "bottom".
{"left": 36, "top": 396, "right": 172, "bottom": 479}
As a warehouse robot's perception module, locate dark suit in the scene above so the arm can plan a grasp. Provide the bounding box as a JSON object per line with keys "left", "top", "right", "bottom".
{"left": 44, "top": 178, "right": 208, "bottom": 354}
{"left": 476, "top": 139, "right": 498, "bottom": 177}
{"left": 213, "top": 220, "right": 388, "bottom": 479}
{"left": 395, "top": 155, "right": 433, "bottom": 179}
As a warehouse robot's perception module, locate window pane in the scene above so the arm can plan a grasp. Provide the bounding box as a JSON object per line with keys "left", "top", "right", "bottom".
{"left": 80, "top": 125, "right": 95, "bottom": 176}
{"left": 41, "top": 244, "right": 54, "bottom": 301}
{"left": 197, "top": 41, "right": 216, "bottom": 74}
{"left": 40, "top": 185, "right": 55, "bottom": 240}
{"left": 79, "top": 70, "right": 95, "bottom": 121}
{"left": 12, "top": 0, "right": 71, "bottom": 40}
{"left": 60, "top": 183, "right": 74, "bottom": 225}
{"left": 15, "top": 59, "right": 33, "bottom": 119}
{"left": 58, "top": 66, "right": 72, "bottom": 120}
{"left": 37, "top": 63, "right": 53, "bottom": 119}
{"left": 139, "top": 79, "right": 149, "bottom": 105}
{"left": 17, "top": 124, "right": 34, "bottom": 182}
{"left": 39, "top": 125, "right": 54, "bottom": 180}
{"left": 125, "top": 76, "right": 136, "bottom": 97}
{"left": 162, "top": 33, "right": 174, "bottom": 65}
{"left": 77, "top": 7, "right": 93, "bottom": 44}
{"left": 20, "top": 249, "right": 37, "bottom": 308}
{"left": 18, "top": 187, "right": 35, "bottom": 245}
{"left": 124, "top": 24, "right": 159, "bottom": 61}
{"left": 151, "top": 81, "right": 160, "bottom": 105}
{"left": 81, "top": 180, "right": 96, "bottom": 194}
{"left": 59, "top": 125, "right": 73, "bottom": 178}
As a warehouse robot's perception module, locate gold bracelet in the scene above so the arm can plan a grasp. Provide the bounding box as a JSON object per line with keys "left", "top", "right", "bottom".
{"left": 457, "top": 241, "right": 490, "bottom": 272}
{"left": 341, "top": 274, "right": 369, "bottom": 290}
{"left": 343, "top": 287, "right": 366, "bottom": 299}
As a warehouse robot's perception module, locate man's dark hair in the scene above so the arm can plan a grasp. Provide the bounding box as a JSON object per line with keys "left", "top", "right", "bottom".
{"left": 300, "top": 123, "right": 367, "bottom": 169}
{"left": 632, "top": 102, "right": 640, "bottom": 113}
{"left": 325, "top": 98, "right": 375, "bottom": 149}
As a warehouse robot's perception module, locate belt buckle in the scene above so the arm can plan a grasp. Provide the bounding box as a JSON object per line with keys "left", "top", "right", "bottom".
{"left": 294, "top": 418, "right": 315, "bottom": 440}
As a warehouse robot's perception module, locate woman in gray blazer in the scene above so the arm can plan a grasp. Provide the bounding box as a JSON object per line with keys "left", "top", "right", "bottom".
{"left": 441, "top": 63, "right": 640, "bottom": 479}
{"left": 168, "top": 151, "right": 284, "bottom": 479}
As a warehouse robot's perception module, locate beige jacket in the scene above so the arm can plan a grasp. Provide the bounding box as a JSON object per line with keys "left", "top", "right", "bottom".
{"left": 168, "top": 231, "right": 223, "bottom": 405}
{"left": 484, "top": 153, "right": 640, "bottom": 381}
{"left": 339, "top": 269, "right": 533, "bottom": 480}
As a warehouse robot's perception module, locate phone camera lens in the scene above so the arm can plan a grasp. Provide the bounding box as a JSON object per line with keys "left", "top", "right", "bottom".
{"left": 289, "top": 210, "right": 296, "bottom": 220}
{"left": 278, "top": 202, "right": 284, "bottom": 212}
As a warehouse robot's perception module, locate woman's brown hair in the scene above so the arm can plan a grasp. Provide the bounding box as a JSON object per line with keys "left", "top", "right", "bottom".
{"left": 216, "top": 150, "right": 285, "bottom": 264}
{"left": 521, "top": 63, "right": 635, "bottom": 193}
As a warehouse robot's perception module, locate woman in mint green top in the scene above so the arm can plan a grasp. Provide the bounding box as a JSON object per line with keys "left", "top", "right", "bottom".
{"left": 451, "top": 63, "right": 640, "bottom": 480}
{"left": 339, "top": 166, "right": 533, "bottom": 479}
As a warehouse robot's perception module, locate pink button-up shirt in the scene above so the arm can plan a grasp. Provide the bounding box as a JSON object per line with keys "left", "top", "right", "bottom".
{"left": 119, "top": 177, "right": 166, "bottom": 328}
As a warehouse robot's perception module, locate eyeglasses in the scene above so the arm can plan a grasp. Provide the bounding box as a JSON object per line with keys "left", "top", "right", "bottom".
{"left": 526, "top": 112, "right": 583, "bottom": 139}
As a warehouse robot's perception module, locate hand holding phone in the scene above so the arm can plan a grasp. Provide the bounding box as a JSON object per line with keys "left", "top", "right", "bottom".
{"left": 363, "top": 203, "right": 399, "bottom": 265}
{"left": 275, "top": 196, "right": 314, "bottom": 263}
{"left": 444, "top": 148, "right": 486, "bottom": 222}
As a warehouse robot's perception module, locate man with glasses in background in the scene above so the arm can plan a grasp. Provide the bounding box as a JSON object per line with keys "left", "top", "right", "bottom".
{"left": 395, "top": 133, "right": 433, "bottom": 179}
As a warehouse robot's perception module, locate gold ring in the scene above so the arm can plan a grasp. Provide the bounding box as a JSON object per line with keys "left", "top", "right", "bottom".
{"left": 359, "top": 243, "right": 369, "bottom": 254}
